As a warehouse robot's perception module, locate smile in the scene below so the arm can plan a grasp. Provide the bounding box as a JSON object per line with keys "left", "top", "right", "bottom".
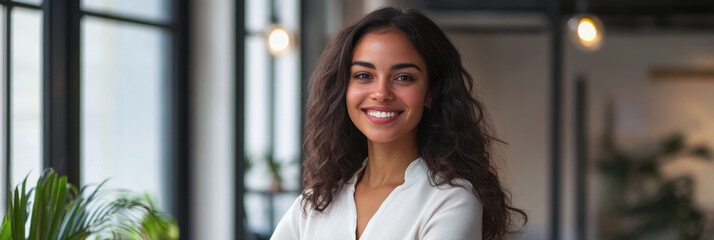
{"left": 361, "top": 107, "right": 403, "bottom": 124}
{"left": 366, "top": 110, "right": 399, "bottom": 118}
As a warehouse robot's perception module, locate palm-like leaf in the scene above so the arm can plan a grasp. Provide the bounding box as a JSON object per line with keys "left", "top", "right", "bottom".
{"left": 0, "top": 169, "right": 178, "bottom": 240}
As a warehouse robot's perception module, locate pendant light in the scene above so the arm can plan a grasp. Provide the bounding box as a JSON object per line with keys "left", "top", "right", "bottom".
{"left": 567, "top": 0, "right": 604, "bottom": 51}
{"left": 267, "top": 26, "right": 292, "bottom": 55}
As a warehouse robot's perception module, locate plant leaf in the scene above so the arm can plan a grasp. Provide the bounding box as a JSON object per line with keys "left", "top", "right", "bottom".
{"left": 49, "top": 174, "right": 69, "bottom": 239}
{"left": 28, "top": 171, "right": 46, "bottom": 240}
{"left": 0, "top": 215, "right": 12, "bottom": 240}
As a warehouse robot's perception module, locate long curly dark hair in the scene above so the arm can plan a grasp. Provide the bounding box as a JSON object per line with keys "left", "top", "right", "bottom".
{"left": 301, "top": 7, "right": 527, "bottom": 240}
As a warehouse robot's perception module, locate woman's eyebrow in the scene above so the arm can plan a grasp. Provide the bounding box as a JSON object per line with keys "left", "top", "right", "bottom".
{"left": 391, "top": 63, "right": 421, "bottom": 72}
{"left": 351, "top": 61, "right": 422, "bottom": 72}
{"left": 351, "top": 61, "right": 375, "bottom": 69}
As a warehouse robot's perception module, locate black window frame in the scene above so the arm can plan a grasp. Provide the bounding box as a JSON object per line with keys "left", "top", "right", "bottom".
{"left": 1, "top": 0, "right": 192, "bottom": 238}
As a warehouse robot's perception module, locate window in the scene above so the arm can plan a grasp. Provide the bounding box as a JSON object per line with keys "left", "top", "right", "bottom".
{"left": 1, "top": 0, "right": 187, "bottom": 226}
{"left": 81, "top": 12, "right": 171, "bottom": 211}
{"left": 243, "top": 0, "right": 301, "bottom": 237}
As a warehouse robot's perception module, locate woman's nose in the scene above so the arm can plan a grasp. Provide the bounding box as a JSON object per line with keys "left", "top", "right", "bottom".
{"left": 370, "top": 79, "right": 393, "bottom": 102}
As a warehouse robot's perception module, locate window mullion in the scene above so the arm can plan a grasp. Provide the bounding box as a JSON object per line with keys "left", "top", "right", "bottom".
{"left": 42, "top": 0, "right": 81, "bottom": 186}
{"left": 4, "top": 4, "right": 12, "bottom": 214}
{"left": 172, "top": 0, "right": 192, "bottom": 237}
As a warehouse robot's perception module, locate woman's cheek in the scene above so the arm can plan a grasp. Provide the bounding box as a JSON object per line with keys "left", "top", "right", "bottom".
{"left": 346, "top": 84, "right": 368, "bottom": 105}
{"left": 397, "top": 87, "right": 428, "bottom": 108}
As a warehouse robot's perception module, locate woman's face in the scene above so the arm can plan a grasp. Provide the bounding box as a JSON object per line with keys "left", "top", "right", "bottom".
{"left": 346, "top": 30, "right": 429, "bottom": 144}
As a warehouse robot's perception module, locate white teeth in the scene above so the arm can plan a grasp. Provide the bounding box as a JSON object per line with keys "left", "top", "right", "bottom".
{"left": 367, "top": 110, "right": 398, "bottom": 118}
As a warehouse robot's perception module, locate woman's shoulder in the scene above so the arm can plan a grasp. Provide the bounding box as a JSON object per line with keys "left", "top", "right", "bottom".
{"left": 413, "top": 169, "right": 481, "bottom": 213}
{"left": 409, "top": 172, "right": 479, "bottom": 210}
{"left": 410, "top": 159, "right": 477, "bottom": 197}
{"left": 427, "top": 178, "right": 478, "bottom": 204}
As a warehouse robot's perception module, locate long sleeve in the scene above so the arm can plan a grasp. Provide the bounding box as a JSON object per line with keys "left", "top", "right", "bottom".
{"left": 420, "top": 187, "right": 483, "bottom": 240}
{"left": 271, "top": 196, "right": 304, "bottom": 240}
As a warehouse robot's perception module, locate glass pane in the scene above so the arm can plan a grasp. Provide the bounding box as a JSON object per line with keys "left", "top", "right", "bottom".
{"left": 82, "top": 0, "right": 170, "bottom": 24}
{"left": 274, "top": 47, "right": 300, "bottom": 191}
{"left": 245, "top": 0, "right": 269, "bottom": 32}
{"left": 12, "top": 0, "right": 42, "bottom": 6}
{"left": 244, "top": 35, "right": 270, "bottom": 190}
{"left": 10, "top": 8, "right": 42, "bottom": 191}
{"left": 81, "top": 16, "right": 171, "bottom": 209}
{"left": 276, "top": 0, "right": 299, "bottom": 31}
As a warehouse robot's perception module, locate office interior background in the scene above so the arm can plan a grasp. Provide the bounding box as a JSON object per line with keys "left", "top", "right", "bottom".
{"left": 1, "top": 0, "right": 713, "bottom": 239}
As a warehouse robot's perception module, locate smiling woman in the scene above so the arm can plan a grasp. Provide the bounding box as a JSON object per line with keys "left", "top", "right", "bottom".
{"left": 272, "top": 7, "right": 526, "bottom": 240}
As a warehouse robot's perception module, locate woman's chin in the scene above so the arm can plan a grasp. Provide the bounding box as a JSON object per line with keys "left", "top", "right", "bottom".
{"left": 365, "top": 134, "right": 398, "bottom": 144}
{"left": 364, "top": 132, "right": 411, "bottom": 145}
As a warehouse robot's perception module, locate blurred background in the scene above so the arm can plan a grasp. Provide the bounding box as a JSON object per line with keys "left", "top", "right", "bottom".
{"left": 1, "top": 0, "right": 713, "bottom": 239}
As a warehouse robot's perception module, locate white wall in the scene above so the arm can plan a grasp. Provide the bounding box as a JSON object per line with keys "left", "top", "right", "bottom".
{"left": 448, "top": 32, "right": 551, "bottom": 240}
{"left": 190, "top": 0, "right": 235, "bottom": 239}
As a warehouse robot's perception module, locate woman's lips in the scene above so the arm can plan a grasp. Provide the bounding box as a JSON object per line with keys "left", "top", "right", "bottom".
{"left": 361, "top": 107, "right": 403, "bottom": 124}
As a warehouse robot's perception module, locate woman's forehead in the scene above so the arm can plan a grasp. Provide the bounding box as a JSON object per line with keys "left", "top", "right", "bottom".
{"left": 351, "top": 31, "right": 426, "bottom": 70}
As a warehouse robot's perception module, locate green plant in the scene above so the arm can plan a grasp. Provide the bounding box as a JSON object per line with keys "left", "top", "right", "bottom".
{"left": 265, "top": 153, "right": 282, "bottom": 183}
{"left": 598, "top": 133, "right": 713, "bottom": 240}
{"left": 0, "top": 169, "right": 179, "bottom": 240}
{"left": 244, "top": 155, "right": 253, "bottom": 173}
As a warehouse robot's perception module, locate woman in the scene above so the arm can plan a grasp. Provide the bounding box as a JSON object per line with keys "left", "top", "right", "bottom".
{"left": 272, "top": 7, "right": 526, "bottom": 240}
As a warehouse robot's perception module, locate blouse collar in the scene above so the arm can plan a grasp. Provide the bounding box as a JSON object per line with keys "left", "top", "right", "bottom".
{"left": 348, "top": 157, "right": 425, "bottom": 190}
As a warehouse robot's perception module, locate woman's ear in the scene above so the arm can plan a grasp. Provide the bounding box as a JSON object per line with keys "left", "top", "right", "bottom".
{"left": 425, "top": 83, "right": 441, "bottom": 108}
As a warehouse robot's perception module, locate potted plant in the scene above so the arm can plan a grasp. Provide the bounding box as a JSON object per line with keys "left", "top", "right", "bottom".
{"left": 0, "top": 169, "right": 179, "bottom": 240}
{"left": 598, "top": 133, "right": 713, "bottom": 240}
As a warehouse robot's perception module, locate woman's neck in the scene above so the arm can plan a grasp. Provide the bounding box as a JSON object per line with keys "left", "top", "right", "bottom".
{"left": 361, "top": 132, "right": 419, "bottom": 188}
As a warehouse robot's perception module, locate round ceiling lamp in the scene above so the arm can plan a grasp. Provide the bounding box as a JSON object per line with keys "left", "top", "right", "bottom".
{"left": 568, "top": 14, "right": 605, "bottom": 52}
{"left": 267, "top": 27, "right": 291, "bottom": 55}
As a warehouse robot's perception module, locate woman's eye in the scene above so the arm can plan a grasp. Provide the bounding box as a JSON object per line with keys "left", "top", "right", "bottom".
{"left": 395, "top": 74, "right": 414, "bottom": 81}
{"left": 354, "top": 73, "right": 371, "bottom": 79}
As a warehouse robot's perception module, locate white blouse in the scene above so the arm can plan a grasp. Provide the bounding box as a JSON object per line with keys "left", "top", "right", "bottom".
{"left": 271, "top": 158, "right": 483, "bottom": 240}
